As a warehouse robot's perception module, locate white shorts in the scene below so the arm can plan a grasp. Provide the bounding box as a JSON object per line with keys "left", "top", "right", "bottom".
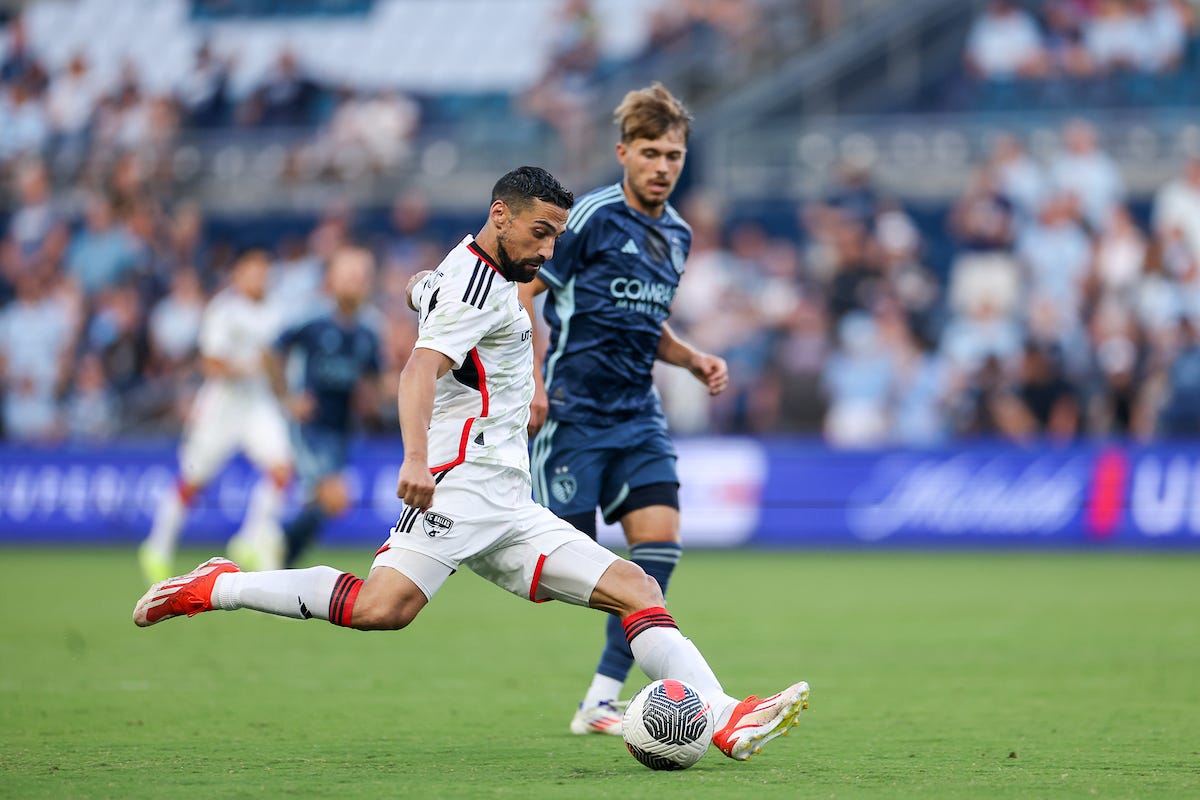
{"left": 179, "top": 385, "right": 292, "bottom": 485}
{"left": 371, "top": 462, "right": 620, "bottom": 605}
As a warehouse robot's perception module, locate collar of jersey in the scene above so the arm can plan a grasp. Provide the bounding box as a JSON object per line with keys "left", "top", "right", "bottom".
{"left": 466, "top": 238, "right": 505, "bottom": 278}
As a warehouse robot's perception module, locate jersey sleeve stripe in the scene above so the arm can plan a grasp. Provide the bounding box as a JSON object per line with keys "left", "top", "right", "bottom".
{"left": 566, "top": 185, "right": 623, "bottom": 233}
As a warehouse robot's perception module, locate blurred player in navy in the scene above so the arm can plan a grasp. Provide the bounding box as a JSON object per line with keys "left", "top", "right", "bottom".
{"left": 272, "top": 245, "right": 382, "bottom": 567}
{"left": 518, "top": 83, "right": 729, "bottom": 735}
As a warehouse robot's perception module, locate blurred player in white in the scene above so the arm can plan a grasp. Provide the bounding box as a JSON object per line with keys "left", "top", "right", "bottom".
{"left": 139, "top": 249, "right": 293, "bottom": 583}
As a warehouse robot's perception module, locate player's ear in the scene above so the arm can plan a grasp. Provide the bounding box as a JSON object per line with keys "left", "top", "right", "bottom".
{"left": 489, "top": 199, "right": 509, "bottom": 229}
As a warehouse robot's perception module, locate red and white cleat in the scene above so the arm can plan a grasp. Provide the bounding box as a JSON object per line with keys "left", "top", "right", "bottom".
{"left": 569, "top": 700, "right": 626, "bottom": 736}
{"left": 712, "top": 681, "right": 809, "bottom": 761}
{"left": 132, "top": 557, "right": 240, "bottom": 628}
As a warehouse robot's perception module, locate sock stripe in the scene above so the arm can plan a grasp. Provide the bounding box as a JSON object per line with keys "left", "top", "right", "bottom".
{"left": 631, "top": 554, "right": 682, "bottom": 565}
{"left": 328, "top": 572, "right": 363, "bottom": 627}
{"left": 621, "top": 605, "right": 678, "bottom": 644}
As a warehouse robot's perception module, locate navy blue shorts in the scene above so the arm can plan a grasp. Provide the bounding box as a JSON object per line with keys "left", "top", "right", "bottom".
{"left": 291, "top": 424, "right": 350, "bottom": 490}
{"left": 530, "top": 414, "right": 678, "bottom": 524}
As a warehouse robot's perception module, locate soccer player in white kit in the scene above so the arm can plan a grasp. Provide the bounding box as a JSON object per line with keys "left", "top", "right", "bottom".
{"left": 139, "top": 249, "right": 293, "bottom": 583}
{"left": 132, "top": 168, "right": 808, "bottom": 762}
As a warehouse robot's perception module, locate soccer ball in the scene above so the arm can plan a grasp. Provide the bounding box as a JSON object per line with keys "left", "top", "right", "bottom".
{"left": 621, "top": 679, "right": 714, "bottom": 770}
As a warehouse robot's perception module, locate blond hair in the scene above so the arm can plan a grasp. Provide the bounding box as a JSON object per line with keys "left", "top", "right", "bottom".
{"left": 613, "top": 82, "right": 692, "bottom": 144}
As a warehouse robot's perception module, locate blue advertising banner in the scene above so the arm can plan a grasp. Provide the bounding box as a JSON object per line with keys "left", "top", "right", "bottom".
{"left": 2, "top": 439, "right": 1199, "bottom": 548}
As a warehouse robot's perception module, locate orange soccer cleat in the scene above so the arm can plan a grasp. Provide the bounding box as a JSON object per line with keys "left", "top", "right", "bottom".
{"left": 712, "top": 681, "right": 809, "bottom": 761}
{"left": 132, "top": 557, "right": 240, "bottom": 627}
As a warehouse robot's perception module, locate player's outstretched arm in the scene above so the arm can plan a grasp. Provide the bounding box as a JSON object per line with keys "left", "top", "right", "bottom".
{"left": 396, "top": 346, "right": 453, "bottom": 510}
{"left": 518, "top": 277, "right": 551, "bottom": 435}
{"left": 656, "top": 322, "right": 729, "bottom": 396}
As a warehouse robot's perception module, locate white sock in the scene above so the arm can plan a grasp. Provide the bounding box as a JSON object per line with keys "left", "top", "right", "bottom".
{"left": 145, "top": 486, "right": 187, "bottom": 558}
{"left": 212, "top": 566, "right": 341, "bottom": 620}
{"left": 235, "top": 478, "right": 285, "bottom": 569}
{"left": 582, "top": 674, "right": 625, "bottom": 708}
{"left": 629, "top": 627, "right": 739, "bottom": 723}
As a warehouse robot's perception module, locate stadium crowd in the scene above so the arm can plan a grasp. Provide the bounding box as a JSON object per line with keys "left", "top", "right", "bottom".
{"left": 4, "top": 2, "right": 1200, "bottom": 447}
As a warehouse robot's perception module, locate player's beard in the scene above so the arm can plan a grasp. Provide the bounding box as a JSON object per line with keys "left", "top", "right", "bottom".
{"left": 495, "top": 237, "right": 543, "bottom": 283}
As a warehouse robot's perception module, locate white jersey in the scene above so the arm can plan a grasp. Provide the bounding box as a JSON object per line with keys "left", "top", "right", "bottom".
{"left": 411, "top": 235, "right": 534, "bottom": 474}
{"left": 196, "top": 287, "right": 281, "bottom": 400}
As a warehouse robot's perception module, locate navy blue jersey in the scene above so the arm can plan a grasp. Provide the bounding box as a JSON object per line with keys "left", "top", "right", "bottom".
{"left": 538, "top": 183, "right": 691, "bottom": 424}
{"left": 275, "top": 312, "right": 381, "bottom": 433}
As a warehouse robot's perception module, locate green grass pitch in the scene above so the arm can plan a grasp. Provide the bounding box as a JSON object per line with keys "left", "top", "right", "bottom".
{"left": 2, "top": 547, "right": 1198, "bottom": 799}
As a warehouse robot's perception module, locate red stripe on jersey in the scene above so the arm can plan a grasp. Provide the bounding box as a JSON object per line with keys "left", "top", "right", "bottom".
{"left": 431, "top": 348, "right": 489, "bottom": 474}
{"left": 529, "top": 553, "right": 552, "bottom": 603}
{"left": 374, "top": 543, "right": 390, "bottom": 557}
{"left": 466, "top": 242, "right": 504, "bottom": 276}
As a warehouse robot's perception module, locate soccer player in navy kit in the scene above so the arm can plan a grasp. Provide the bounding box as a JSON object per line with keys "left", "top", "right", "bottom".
{"left": 518, "top": 84, "right": 730, "bottom": 735}
{"left": 272, "top": 246, "right": 382, "bottom": 566}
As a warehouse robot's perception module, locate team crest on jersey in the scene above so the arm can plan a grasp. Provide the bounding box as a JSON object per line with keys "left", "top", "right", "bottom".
{"left": 423, "top": 512, "right": 455, "bottom": 538}
{"left": 551, "top": 466, "right": 577, "bottom": 504}
{"left": 670, "top": 240, "right": 685, "bottom": 273}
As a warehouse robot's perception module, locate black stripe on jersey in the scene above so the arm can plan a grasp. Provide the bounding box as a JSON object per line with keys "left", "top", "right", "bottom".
{"left": 462, "top": 259, "right": 484, "bottom": 304}
{"left": 427, "top": 287, "right": 439, "bottom": 313}
{"left": 469, "top": 264, "right": 495, "bottom": 309}
{"left": 478, "top": 269, "right": 496, "bottom": 307}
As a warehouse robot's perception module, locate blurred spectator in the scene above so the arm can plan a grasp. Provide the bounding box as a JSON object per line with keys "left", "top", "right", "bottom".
{"left": 0, "top": 272, "right": 75, "bottom": 441}
{"left": 177, "top": 42, "right": 232, "bottom": 128}
{"left": 64, "top": 352, "right": 118, "bottom": 440}
{"left": 319, "top": 89, "right": 419, "bottom": 178}
{"left": 989, "top": 133, "right": 1050, "bottom": 222}
{"left": 940, "top": 297, "right": 1024, "bottom": 375}
{"left": 1042, "top": 0, "right": 1095, "bottom": 77}
{"left": 1016, "top": 192, "right": 1092, "bottom": 314}
{"left": 86, "top": 283, "right": 149, "bottom": 396}
{"left": 0, "top": 75, "right": 49, "bottom": 163}
{"left": 148, "top": 267, "right": 203, "bottom": 365}
{"left": 1144, "top": 0, "right": 1193, "bottom": 72}
{"left": 241, "top": 49, "right": 318, "bottom": 127}
{"left": 1152, "top": 156, "right": 1200, "bottom": 265}
{"left": 1012, "top": 343, "right": 1080, "bottom": 440}
{"left": 65, "top": 195, "right": 140, "bottom": 297}
{"left": 821, "top": 311, "right": 893, "bottom": 448}
{"left": 965, "top": 0, "right": 1048, "bottom": 79}
{"left": 2, "top": 160, "right": 69, "bottom": 287}
{"left": 947, "top": 170, "right": 1020, "bottom": 319}
{"left": 1050, "top": 119, "right": 1125, "bottom": 231}
{"left": 45, "top": 54, "right": 103, "bottom": 155}
{"left": 520, "top": 0, "right": 601, "bottom": 179}
{"left": 1091, "top": 205, "right": 1147, "bottom": 302}
{"left": 1084, "top": 0, "right": 1157, "bottom": 73}
{"left": 1157, "top": 317, "right": 1200, "bottom": 434}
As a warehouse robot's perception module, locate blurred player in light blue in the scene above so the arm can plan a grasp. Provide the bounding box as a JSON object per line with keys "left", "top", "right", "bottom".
{"left": 272, "top": 246, "right": 382, "bottom": 566}
{"left": 519, "top": 83, "right": 729, "bottom": 735}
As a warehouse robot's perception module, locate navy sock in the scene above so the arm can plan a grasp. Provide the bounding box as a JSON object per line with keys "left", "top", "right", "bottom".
{"left": 284, "top": 504, "right": 326, "bottom": 567}
{"left": 596, "top": 541, "right": 683, "bottom": 682}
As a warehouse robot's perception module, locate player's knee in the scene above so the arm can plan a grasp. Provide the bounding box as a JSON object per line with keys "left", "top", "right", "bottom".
{"left": 608, "top": 559, "right": 664, "bottom": 615}
{"left": 315, "top": 477, "right": 350, "bottom": 515}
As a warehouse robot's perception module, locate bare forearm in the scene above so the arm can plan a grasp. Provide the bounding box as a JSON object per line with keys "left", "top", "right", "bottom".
{"left": 656, "top": 322, "right": 698, "bottom": 369}
{"left": 397, "top": 367, "right": 435, "bottom": 463}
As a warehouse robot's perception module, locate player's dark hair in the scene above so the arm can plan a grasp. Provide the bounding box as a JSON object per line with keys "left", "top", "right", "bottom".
{"left": 614, "top": 82, "right": 692, "bottom": 144}
{"left": 492, "top": 166, "right": 574, "bottom": 213}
